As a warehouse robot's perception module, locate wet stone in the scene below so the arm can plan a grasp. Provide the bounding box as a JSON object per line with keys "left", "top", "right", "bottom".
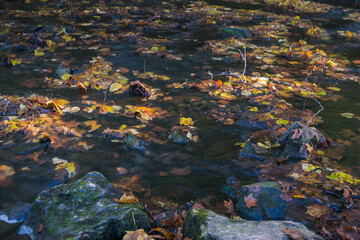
{"left": 220, "top": 27, "right": 253, "bottom": 39}
{"left": 235, "top": 182, "right": 291, "bottom": 220}
{"left": 18, "top": 171, "right": 150, "bottom": 240}
{"left": 183, "top": 208, "right": 324, "bottom": 240}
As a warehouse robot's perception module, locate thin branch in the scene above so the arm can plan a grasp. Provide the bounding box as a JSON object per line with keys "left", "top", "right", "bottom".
{"left": 2, "top": 100, "right": 10, "bottom": 120}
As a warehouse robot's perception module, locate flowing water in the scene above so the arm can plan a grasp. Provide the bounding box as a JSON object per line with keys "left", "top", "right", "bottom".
{"left": 0, "top": 0, "right": 359, "bottom": 238}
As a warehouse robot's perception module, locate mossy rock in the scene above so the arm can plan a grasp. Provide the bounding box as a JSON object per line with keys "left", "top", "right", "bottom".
{"left": 18, "top": 171, "right": 150, "bottom": 240}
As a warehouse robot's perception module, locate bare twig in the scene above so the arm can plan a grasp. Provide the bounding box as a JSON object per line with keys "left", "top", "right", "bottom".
{"left": 301, "top": 72, "right": 324, "bottom": 130}
{"left": 191, "top": 47, "right": 265, "bottom": 93}
{"left": 143, "top": 58, "right": 153, "bottom": 80}
{"left": 2, "top": 99, "right": 10, "bottom": 120}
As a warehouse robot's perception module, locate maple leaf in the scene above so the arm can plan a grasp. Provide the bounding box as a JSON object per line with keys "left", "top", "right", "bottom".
{"left": 244, "top": 193, "right": 257, "bottom": 209}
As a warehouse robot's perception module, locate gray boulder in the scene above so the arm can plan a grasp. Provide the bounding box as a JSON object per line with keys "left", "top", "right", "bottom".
{"left": 183, "top": 208, "right": 324, "bottom": 240}
{"left": 18, "top": 171, "right": 150, "bottom": 240}
{"left": 235, "top": 182, "right": 291, "bottom": 220}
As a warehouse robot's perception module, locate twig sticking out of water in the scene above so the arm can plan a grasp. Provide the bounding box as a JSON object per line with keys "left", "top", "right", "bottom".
{"left": 301, "top": 71, "right": 324, "bottom": 130}
{"left": 192, "top": 47, "right": 265, "bottom": 93}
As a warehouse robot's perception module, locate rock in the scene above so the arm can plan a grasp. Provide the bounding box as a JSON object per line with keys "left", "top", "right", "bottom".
{"left": 0, "top": 202, "right": 31, "bottom": 224}
{"left": 123, "top": 132, "right": 145, "bottom": 151}
{"left": 235, "top": 182, "right": 291, "bottom": 220}
{"left": 183, "top": 208, "right": 324, "bottom": 240}
{"left": 220, "top": 27, "right": 253, "bottom": 39}
{"left": 238, "top": 142, "right": 265, "bottom": 161}
{"left": 168, "top": 130, "right": 189, "bottom": 144}
{"left": 18, "top": 171, "right": 150, "bottom": 240}
{"left": 55, "top": 63, "right": 72, "bottom": 79}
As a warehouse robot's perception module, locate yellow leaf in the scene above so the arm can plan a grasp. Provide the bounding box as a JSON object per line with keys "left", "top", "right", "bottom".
{"left": 235, "top": 138, "right": 250, "bottom": 147}
{"left": 326, "top": 86, "right": 340, "bottom": 92}
{"left": 180, "top": 117, "right": 194, "bottom": 126}
{"left": 220, "top": 92, "right": 237, "bottom": 100}
{"left": 250, "top": 107, "right": 258, "bottom": 112}
{"left": 55, "top": 99, "right": 70, "bottom": 106}
{"left": 55, "top": 162, "right": 76, "bottom": 177}
{"left": 11, "top": 59, "right": 22, "bottom": 66}
{"left": 109, "top": 83, "right": 123, "bottom": 92}
{"left": 61, "top": 73, "right": 71, "bottom": 80}
{"left": 34, "top": 49, "right": 44, "bottom": 56}
{"left": 276, "top": 119, "right": 289, "bottom": 125}
{"left": 62, "top": 34, "right": 75, "bottom": 42}
{"left": 340, "top": 113, "right": 354, "bottom": 119}
{"left": 83, "top": 120, "right": 101, "bottom": 131}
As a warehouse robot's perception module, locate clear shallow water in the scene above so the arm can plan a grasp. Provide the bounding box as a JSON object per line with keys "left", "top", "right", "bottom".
{"left": 0, "top": 0, "right": 359, "bottom": 238}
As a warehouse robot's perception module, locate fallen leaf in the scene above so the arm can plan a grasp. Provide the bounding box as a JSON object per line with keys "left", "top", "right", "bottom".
{"left": 340, "top": 113, "right": 354, "bottom": 119}
{"left": 170, "top": 167, "right": 191, "bottom": 176}
{"left": 306, "top": 204, "right": 330, "bottom": 218}
{"left": 244, "top": 193, "right": 257, "bottom": 209}
{"left": 123, "top": 229, "right": 154, "bottom": 240}
{"left": 115, "top": 191, "right": 137, "bottom": 204}
{"left": 281, "top": 228, "right": 306, "bottom": 240}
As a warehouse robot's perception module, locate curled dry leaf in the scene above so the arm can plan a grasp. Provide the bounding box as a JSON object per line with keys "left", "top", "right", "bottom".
{"left": 114, "top": 191, "right": 137, "bottom": 204}
{"left": 123, "top": 229, "right": 154, "bottom": 240}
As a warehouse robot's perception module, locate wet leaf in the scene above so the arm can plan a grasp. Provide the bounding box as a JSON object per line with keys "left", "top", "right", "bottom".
{"left": 306, "top": 204, "right": 330, "bottom": 218}
{"left": 54, "top": 162, "right": 76, "bottom": 178}
{"left": 109, "top": 82, "right": 123, "bottom": 92}
{"left": 180, "top": 117, "right": 194, "bottom": 126}
{"left": 276, "top": 119, "right": 289, "bottom": 125}
{"left": 244, "top": 193, "right": 257, "bottom": 209}
{"left": 83, "top": 120, "right": 101, "bottom": 131}
{"left": 123, "top": 229, "right": 154, "bottom": 240}
{"left": 0, "top": 165, "right": 15, "bottom": 181}
{"left": 115, "top": 191, "right": 137, "bottom": 204}
{"left": 281, "top": 228, "right": 306, "bottom": 240}
{"left": 340, "top": 113, "right": 354, "bottom": 119}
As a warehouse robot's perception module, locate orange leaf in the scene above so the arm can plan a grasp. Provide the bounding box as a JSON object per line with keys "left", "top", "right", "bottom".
{"left": 244, "top": 193, "right": 257, "bottom": 209}
{"left": 114, "top": 191, "right": 137, "bottom": 204}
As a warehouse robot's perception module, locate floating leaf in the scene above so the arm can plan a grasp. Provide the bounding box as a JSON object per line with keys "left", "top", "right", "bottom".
{"left": 315, "top": 91, "right": 326, "bottom": 96}
{"left": 276, "top": 119, "right": 289, "bottom": 125}
{"left": 11, "top": 59, "right": 22, "bottom": 66}
{"left": 34, "top": 49, "right": 44, "bottom": 56}
{"left": 327, "top": 171, "right": 360, "bottom": 185}
{"left": 340, "top": 113, "right": 354, "bottom": 119}
{"left": 220, "top": 92, "right": 237, "bottom": 100}
{"left": 235, "top": 138, "right": 250, "bottom": 148}
{"left": 55, "top": 162, "right": 76, "bottom": 177}
{"left": 250, "top": 107, "right": 258, "bottom": 112}
{"left": 326, "top": 87, "right": 340, "bottom": 92}
{"left": 61, "top": 73, "right": 71, "bottom": 81}
{"left": 109, "top": 83, "right": 123, "bottom": 92}
{"left": 306, "top": 205, "right": 330, "bottom": 218}
{"left": 180, "top": 117, "right": 194, "bottom": 126}
{"left": 0, "top": 165, "right": 15, "bottom": 181}
{"left": 83, "top": 120, "right": 101, "bottom": 131}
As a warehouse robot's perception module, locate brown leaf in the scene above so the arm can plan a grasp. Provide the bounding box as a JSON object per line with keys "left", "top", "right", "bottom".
{"left": 170, "top": 167, "right": 191, "bottom": 176}
{"left": 292, "top": 128, "right": 302, "bottom": 140}
{"left": 224, "top": 199, "right": 234, "bottom": 218}
{"left": 281, "top": 228, "right": 306, "bottom": 240}
{"left": 114, "top": 191, "right": 137, "bottom": 204}
{"left": 160, "top": 211, "right": 183, "bottom": 229}
{"left": 306, "top": 204, "right": 330, "bottom": 218}
{"left": 244, "top": 193, "right": 257, "bottom": 209}
{"left": 37, "top": 223, "right": 44, "bottom": 233}
{"left": 123, "top": 229, "right": 154, "bottom": 240}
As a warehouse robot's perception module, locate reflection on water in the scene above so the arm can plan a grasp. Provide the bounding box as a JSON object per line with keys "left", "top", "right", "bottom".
{"left": 0, "top": 0, "right": 359, "bottom": 231}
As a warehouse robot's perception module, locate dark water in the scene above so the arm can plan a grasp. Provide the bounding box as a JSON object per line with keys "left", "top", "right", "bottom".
{"left": 0, "top": 0, "right": 359, "bottom": 238}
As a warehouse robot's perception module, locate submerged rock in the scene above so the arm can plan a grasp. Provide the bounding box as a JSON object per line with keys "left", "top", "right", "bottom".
{"left": 238, "top": 142, "right": 265, "bottom": 161}
{"left": 220, "top": 27, "right": 253, "bottom": 39}
{"left": 18, "top": 171, "right": 150, "bottom": 240}
{"left": 235, "top": 182, "right": 291, "bottom": 220}
{"left": 183, "top": 208, "right": 323, "bottom": 240}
